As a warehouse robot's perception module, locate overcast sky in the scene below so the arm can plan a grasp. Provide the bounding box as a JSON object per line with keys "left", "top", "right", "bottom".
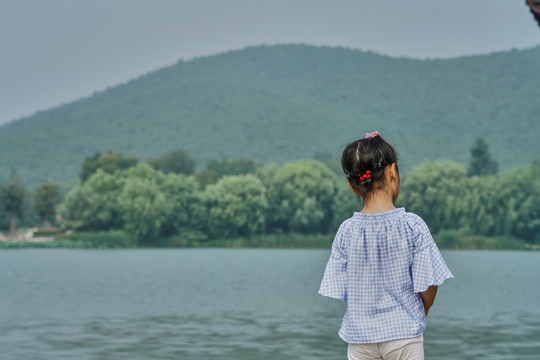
{"left": 1, "top": 0, "right": 539, "bottom": 125}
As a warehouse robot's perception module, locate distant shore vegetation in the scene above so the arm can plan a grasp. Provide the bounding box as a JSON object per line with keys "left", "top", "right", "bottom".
{"left": 1, "top": 138, "right": 540, "bottom": 250}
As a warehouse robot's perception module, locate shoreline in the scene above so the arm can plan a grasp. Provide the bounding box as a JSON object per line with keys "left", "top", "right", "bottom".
{"left": 0, "top": 231, "right": 536, "bottom": 250}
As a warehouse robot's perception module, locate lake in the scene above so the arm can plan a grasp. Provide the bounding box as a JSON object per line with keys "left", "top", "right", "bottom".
{"left": 0, "top": 249, "right": 539, "bottom": 359}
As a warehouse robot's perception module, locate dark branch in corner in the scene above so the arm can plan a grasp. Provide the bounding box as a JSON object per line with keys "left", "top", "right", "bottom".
{"left": 527, "top": 0, "right": 540, "bottom": 29}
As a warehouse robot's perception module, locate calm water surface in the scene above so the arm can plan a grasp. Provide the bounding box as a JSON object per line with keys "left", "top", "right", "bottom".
{"left": 0, "top": 249, "right": 539, "bottom": 359}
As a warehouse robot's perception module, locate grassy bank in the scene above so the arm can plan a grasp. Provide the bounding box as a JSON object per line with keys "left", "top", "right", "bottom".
{"left": 165, "top": 233, "right": 334, "bottom": 248}
{"left": 0, "top": 231, "right": 333, "bottom": 249}
{"left": 434, "top": 230, "right": 532, "bottom": 250}
{"left": 0, "top": 230, "right": 535, "bottom": 250}
{"left": 0, "top": 231, "right": 137, "bottom": 249}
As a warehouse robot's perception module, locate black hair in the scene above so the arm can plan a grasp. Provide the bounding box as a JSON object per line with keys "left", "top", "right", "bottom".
{"left": 341, "top": 134, "right": 399, "bottom": 199}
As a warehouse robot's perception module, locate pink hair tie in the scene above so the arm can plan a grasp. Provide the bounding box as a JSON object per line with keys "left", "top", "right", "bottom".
{"left": 365, "top": 131, "right": 380, "bottom": 139}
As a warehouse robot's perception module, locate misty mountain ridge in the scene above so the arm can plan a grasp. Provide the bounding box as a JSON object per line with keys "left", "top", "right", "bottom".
{"left": 1, "top": 44, "right": 539, "bottom": 185}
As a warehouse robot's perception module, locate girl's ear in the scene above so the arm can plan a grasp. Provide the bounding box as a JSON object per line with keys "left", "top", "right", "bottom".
{"left": 386, "top": 163, "right": 399, "bottom": 181}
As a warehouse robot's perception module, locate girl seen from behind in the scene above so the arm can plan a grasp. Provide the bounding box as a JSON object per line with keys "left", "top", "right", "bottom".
{"left": 319, "top": 131, "right": 453, "bottom": 360}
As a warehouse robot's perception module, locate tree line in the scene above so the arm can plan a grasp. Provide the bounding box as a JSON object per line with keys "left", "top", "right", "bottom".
{"left": 59, "top": 157, "right": 350, "bottom": 242}
{"left": 1, "top": 137, "right": 539, "bottom": 246}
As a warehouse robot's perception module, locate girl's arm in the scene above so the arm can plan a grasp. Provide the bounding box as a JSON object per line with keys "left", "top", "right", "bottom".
{"left": 421, "top": 286, "right": 438, "bottom": 315}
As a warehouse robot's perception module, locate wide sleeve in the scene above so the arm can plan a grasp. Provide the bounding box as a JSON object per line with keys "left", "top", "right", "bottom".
{"left": 318, "top": 223, "right": 348, "bottom": 302}
{"left": 411, "top": 219, "right": 454, "bottom": 293}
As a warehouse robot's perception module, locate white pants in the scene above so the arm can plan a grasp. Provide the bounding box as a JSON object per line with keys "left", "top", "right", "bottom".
{"left": 347, "top": 334, "right": 424, "bottom": 360}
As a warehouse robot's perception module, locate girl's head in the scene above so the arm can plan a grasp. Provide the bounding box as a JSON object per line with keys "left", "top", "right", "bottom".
{"left": 341, "top": 132, "right": 400, "bottom": 201}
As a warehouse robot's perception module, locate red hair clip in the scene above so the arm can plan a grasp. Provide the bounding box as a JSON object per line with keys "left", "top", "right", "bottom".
{"left": 359, "top": 170, "right": 372, "bottom": 181}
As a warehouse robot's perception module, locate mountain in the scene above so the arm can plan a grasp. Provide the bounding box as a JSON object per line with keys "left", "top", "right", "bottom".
{"left": 1, "top": 44, "right": 539, "bottom": 185}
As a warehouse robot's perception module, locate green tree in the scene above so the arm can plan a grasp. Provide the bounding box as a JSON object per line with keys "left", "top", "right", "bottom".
{"left": 459, "top": 176, "right": 502, "bottom": 236}
{"left": 400, "top": 161, "right": 468, "bottom": 233}
{"left": 499, "top": 162, "right": 540, "bottom": 242}
{"left": 265, "top": 160, "right": 338, "bottom": 234}
{"left": 58, "top": 184, "right": 99, "bottom": 231}
{"left": 203, "top": 175, "right": 267, "bottom": 237}
{"left": 60, "top": 163, "right": 167, "bottom": 235}
{"left": 193, "top": 169, "right": 218, "bottom": 189}
{"left": 80, "top": 151, "right": 138, "bottom": 182}
{"left": 121, "top": 161, "right": 165, "bottom": 183}
{"left": 0, "top": 177, "right": 27, "bottom": 234}
{"left": 160, "top": 174, "right": 204, "bottom": 235}
{"left": 59, "top": 169, "right": 126, "bottom": 231}
{"left": 147, "top": 149, "right": 195, "bottom": 175}
{"left": 34, "top": 182, "right": 60, "bottom": 226}
{"left": 468, "top": 137, "right": 498, "bottom": 176}
{"left": 118, "top": 177, "right": 169, "bottom": 242}
{"left": 254, "top": 164, "right": 279, "bottom": 189}
{"left": 85, "top": 169, "right": 126, "bottom": 229}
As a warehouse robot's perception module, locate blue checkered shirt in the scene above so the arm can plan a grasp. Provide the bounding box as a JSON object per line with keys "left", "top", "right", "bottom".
{"left": 319, "top": 208, "right": 453, "bottom": 344}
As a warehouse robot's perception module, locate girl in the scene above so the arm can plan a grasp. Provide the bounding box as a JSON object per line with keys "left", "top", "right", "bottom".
{"left": 319, "top": 131, "right": 453, "bottom": 360}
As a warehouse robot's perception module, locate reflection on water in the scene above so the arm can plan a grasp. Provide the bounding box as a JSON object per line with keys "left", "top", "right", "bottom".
{"left": 0, "top": 249, "right": 539, "bottom": 359}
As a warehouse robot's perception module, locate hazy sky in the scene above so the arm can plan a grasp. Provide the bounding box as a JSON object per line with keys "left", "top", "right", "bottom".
{"left": 1, "top": 0, "right": 539, "bottom": 125}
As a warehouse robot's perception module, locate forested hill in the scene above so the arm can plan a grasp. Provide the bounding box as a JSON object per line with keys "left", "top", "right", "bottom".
{"left": 1, "top": 44, "right": 539, "bottom": 185}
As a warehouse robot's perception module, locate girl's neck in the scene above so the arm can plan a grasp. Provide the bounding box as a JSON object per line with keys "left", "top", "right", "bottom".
{"left": 360, "top": 191, "right": 396, "bottom": 213}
